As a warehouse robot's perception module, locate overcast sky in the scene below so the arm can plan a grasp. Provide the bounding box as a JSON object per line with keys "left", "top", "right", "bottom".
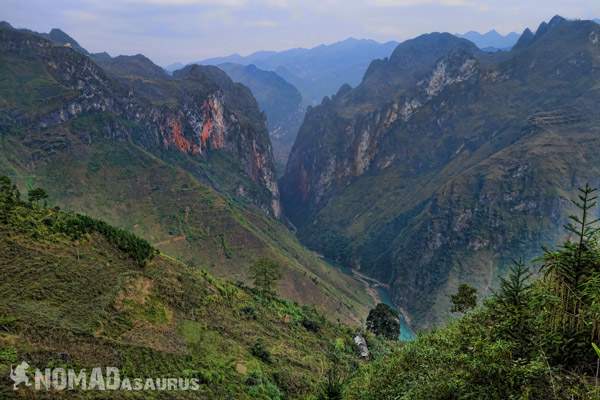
{"left": 3, "top": 0, "right": 600, "bottom": 66}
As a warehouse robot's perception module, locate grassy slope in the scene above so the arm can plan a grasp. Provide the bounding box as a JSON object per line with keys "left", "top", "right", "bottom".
{"left": 0, "top": 199, "right": 364, "bottom": 399}
{"left": 0, "top": 119, "right": 373, "bottom": 325}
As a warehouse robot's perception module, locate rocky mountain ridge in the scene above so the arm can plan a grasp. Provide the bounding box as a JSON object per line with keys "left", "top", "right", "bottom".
{"left": 281, "top": 16, "right": 600, "bottom": 328}
{"left": 0, "top": 25, "right": 280, "bottom": 216}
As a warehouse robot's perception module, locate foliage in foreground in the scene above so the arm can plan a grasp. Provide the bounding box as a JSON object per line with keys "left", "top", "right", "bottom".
{"left": 345, "top": 185, "right": 600, "bottom": 399}
{"left": 0, "top": 176, "right": 366, "bottom": 399}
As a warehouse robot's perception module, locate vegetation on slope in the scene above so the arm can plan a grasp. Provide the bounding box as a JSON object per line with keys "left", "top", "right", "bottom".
{"left": 0, "top": 177, "right": 369, "bottom": 399}
{"left": 344, "top": 186, "right": 600, "bottom": 399}
{"left": 0, "top": 22, "right": 375, "bottom": 323}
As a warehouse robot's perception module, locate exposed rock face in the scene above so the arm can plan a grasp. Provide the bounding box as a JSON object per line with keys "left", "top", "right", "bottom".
{"left": 281, "top": 17, "right": 600, "bottom": 328}
{"left": 0, "top": 26, "right": 280, "bottom": 217}
{"left": 215, "top": 63, "right": 305, "bottom": 170}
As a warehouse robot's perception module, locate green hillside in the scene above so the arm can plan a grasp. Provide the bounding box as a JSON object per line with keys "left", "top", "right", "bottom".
{"left": 0, "top": 120, "right": 373, "bottom": 325}
{"left": 0, "top": 177, "right": 370, "bottom": 399}
{"left": 342, "top": 186, "right": 600, "bottom": 399}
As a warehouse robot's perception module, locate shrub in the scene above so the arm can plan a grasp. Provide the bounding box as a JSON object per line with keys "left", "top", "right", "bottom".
{"left": 250, "top": 339, "right": 272, "bottom": 363}
{"left": 301, "top": 317, "right": 321, "bottom": 333}
{"left": 366, "top": 303, "right": 400, "bottom": 340}
{"left": 240, "top": 306, "right": 257, "bottom": 320}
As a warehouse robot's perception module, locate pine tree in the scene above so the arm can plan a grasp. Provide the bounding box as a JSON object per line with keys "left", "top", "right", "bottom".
{"left": 450, "top": 283, "right": 477, "bottom": 314}
{"left": 493, "top": 260, "right": 533, "bottom": 356}
{"left": 541, "top": 184, "right": 600, "bottom": 335}
{"left": 497, "top": 260, "right": 533, "bottom": 310}
{"left": 249, "top": 258, "right": 282, "bottom": 296}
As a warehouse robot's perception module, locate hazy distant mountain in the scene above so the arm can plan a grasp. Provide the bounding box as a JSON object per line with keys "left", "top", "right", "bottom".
{"left": 197, "top": 38, "right": 399, "bottom": 105}
{"left": 216, "top": 63, "right": 304, "bottom": 170}
{"left": 165, "top": 61, "right": 185, "bottom": 72}
{"left": 456, "top": 29, "right": 519, "bottom": 50}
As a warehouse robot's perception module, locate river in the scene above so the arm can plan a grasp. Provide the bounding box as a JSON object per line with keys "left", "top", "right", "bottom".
{"left": 317, "top": 253, "right": 416, "bottom": 340}
{"left": 349, "top": 268, "right": 416, "bottom": 341}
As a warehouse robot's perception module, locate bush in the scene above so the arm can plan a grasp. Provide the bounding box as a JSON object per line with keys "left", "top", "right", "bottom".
{"left": 366, "top": 303, "right": 400, "bottom": 340}
{"left": 250, "top": 339, "right": 272, "bottom": 364}
{"left": 301, "top": 317, "right": 321, "bottom": 333}
{"left": 240, "top": 306, "right": 257, "bottom": 320}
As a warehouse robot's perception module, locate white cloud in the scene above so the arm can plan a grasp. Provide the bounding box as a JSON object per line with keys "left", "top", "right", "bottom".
{"left": 244, "top": 19, "right": 280, "bottom": 28}
{"left": 371, "top": 0, "right": 471, "bottom": 7}
{"left": 123, "top": 0, "right": 246, "bottom": 6}
{"left": 62, "top": 10, "right": 99, "bottom": 23}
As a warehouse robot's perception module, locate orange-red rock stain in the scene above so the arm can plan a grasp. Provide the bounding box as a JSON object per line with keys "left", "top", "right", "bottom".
{"left": 169, "top": 118, "right": 193, "bottom": 153}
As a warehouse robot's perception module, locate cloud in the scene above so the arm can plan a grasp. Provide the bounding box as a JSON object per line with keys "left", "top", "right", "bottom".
{"left": 62, "top": 10, "right": 99, "bottom": 23}
{"left": 370, "top": 0, "right": 471, "bottom": 6}
{"left": 244, "top": 19, "right": 280, "bottom": 28}
{"left": 123, "top": 0, "right": 246, "bottom": 6}
{"left": 261, "top": 0, "right": 289, "bottom": 7}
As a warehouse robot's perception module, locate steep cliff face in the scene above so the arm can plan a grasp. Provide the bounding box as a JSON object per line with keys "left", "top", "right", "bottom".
{"left": 281, "top": 17, "right": 600, "bottom": 328}
{"left": 283, "top": 33, "right": 481, "bottom": 222}
{"left": 216, "top": 63, "right": 304, "bottom": 170}
{"left": 0, "top": 26, "right": 280, "bottom": 216}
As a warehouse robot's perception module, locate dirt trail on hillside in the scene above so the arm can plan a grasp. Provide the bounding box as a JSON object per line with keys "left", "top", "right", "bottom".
{"left": 154, "top": 235, "right": 186, "bottom": 247}
{"left": 350, "top": 268, "right": 388, "bottom": 306}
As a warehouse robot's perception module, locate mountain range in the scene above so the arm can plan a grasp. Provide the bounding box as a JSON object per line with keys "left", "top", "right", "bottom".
{"left": 0, "top": 22, "right": 375, "bottom": 324}
{"left": 192, "top": 38, "right": 399, "bottom": 106}
{"left": 4, "top": 10, "right": 600, "bottom": 398}
{"left": 281, "top": 15, "right": 600, "bottom": 329}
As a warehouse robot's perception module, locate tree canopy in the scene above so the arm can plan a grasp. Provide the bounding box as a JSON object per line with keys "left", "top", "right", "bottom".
{"left": 366, "top": 303, "right": 400, "bottom": 340}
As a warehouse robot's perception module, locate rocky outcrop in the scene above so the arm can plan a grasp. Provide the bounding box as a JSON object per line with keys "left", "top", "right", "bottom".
{"left": 216, "top": 63, "right": 305, "bottom": 169}
{"left": 353, "top": 335, "right": 370, "bottom": 359}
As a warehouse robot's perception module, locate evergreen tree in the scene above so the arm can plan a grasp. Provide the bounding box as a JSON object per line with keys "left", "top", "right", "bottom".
{"left": 492, "top": 260, "right": 534, "bottom": 357}
{"left": 541, "top": 184, "right": 600, "bottom": 336}
{"left": 249, "top": 258, "right": 282, "bottom": 296}
{"left": 28, "top": 187, "right": 48, "bottom": 207}
{"left": 496, "top": 260, "right": 533, "bottom": 310}
{"left": 0, "top": 176, "right": 19, "bottom": 223}
{"left": 450, "top": 283, "right": 477, "bottom": 313}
